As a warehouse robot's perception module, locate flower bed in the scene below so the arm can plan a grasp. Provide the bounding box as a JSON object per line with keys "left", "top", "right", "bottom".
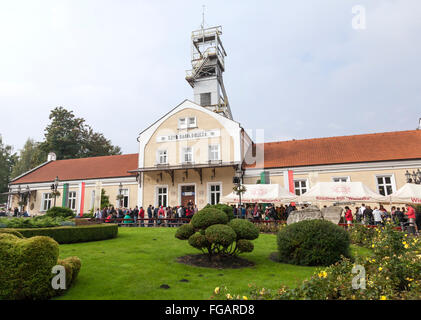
{"left": 213, "top": 223, "right": 421, "bottom": 300}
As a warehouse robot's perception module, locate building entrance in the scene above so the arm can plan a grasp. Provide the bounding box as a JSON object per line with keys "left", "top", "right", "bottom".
{"left": 181, "top": 185, "right": 195, "bottom": 207}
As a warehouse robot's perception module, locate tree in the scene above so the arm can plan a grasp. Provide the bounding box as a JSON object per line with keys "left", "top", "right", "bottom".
{"left": 11, "top": 138, "right": 47, "bottom": 179}
{"left": 0, "top": 135, "right": 17, "bottom": 204}
{"left": 40, "top": 107, "right": 121, "bottom": 160}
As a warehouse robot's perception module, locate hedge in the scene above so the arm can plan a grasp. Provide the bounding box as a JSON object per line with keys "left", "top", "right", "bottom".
{"left": 0, "top": 224, "right": 118, "bottom": 244}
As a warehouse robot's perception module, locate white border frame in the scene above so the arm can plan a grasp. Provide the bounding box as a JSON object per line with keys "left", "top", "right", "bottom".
{"left": 375, "top": 173, "right": 396, "bottom": 196}
{"left": 207, "top": 181, "right": 223, "bottom": 205}
{"left": 155, "top": 185, "right": 169, "bottom": 207}
{"left": 178, "top": 182, "right": 197, "bottom": 206}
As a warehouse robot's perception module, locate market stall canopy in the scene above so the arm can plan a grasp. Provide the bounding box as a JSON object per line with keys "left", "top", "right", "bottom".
{"left": 221, "top": 184, "right": 297, "bottom": 204}
{"left": 296, "top": 182, "right": 388, "bottom": 203}
{"left": 389, "top": 183, "right": 421, "bottom": 204}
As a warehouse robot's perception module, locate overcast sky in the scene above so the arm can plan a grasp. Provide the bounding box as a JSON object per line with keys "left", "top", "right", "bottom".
{"left": 1, "top": 0, "right": 420, "bottom": 155}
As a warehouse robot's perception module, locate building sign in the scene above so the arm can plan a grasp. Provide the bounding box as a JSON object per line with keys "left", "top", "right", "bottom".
{"left": 157, "top": 129, "right": 220, "bottom": 143}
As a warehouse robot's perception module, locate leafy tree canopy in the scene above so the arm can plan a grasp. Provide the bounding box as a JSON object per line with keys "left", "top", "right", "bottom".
{"left": 40, "top": 107, "right": 121, "bottom": 160}
{"left": 0, "top": 136, "right": 17, "bottom": 203}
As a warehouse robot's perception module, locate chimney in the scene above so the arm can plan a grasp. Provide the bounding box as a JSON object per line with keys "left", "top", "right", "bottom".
{"left": 47, "top": 152, "right": 57, "bottom": 162}
{"left": 418, "top": 118, "right": 421, "bottom": 130}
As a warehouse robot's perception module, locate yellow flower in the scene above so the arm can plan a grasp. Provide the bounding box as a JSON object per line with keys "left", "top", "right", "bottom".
{"left": 259, "top": 288, "right": 265, "bottom": 295}
{"left": 380, "top": 296, "right": 387, "bottom": 300}
{"left": 372, "top": 244, "right": 375, "bottom": 248}
{"left": 226, "top": 293, "right": 232, "bottom": 300}
{"left": 404, "top": 244, "right": 409, "bottom": 249}
{"left": 378, "top": 267, "right": 383, "bottom": 271}
{"left": 243, "top": 296, "right": 248, "bottom": 300}
{"left": 214, "top": 287, "right": 220, "bottom": 294}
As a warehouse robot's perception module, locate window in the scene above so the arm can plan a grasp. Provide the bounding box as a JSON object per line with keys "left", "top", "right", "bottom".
{"left": 178, "top": 118, "right": 187, "bottom": 129}
{"left": 377, "top": 176, "right": 393, "bottom": 196}
{"left": 157, "top": 187, "right": 167, "bottom": 207}
{"left": 332, "top": 177, "right": 350, "bottom": 182}
{"left": 200, "top": 92, "right": 211, "bottom": 106}
{"left": 178, "top": 117, "right": 196, "bottom": 129}
{"left": 41, "top": 193, "right": 52, "bottom": 211}
{"left": 209, "top": 184, "right": 221, "bottom": 205}
{"left": 68, "top": 191, "right": 77, "bottom": 210}
{"left": 208, "top": 144, "right": 220, "bottom": 161}
{"left": 294, "top": 180, "right": 307, "bottom": 196}
{"left": 188, "top": 117, "right": 196, "bottom": 127}
{"left": 157, "top": 150, "right": 168, "bottom": 164}
{"left": 120, "top": 189, "right": 129, "bottom": 208}
{"left": 182, "top": 147, "right": 193, "bottom": 163}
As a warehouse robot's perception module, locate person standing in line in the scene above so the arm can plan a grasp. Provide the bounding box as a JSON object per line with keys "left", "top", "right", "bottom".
{"left": 345, "top": 206, "right": 353, "bottom": 228}
{"left": 138, "top": 206, "right": 145, "bottom": 227}
{"left": 147, "top": 205, "right": 153, "bottom": 227}
{"left": 358, "top": 204, "right": 366, "bottom": 224}
{"left": 363, "top": 205, "right": 373, "bottom": 225}
{"left": 405, "top": 203, "right": 418, "bottom": 235}
{"left": 373, "top": 207, "right": 383, "bottom": 226}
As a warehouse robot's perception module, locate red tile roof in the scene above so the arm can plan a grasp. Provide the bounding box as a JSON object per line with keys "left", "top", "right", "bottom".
{"left": 245, "top": 130, "right": 421, "bottom": 169}
{"left": 11, "top": 154, "right": 138, "bottom": 185}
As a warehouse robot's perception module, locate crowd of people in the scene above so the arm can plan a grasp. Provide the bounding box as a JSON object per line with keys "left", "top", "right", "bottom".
{"left": 0, "top": 207, "right": 30, "bottom": 217}
{"left": 93, "top": 200, "right": 199, "bottom": 227}
{"left": 342, "top": 203, "right": 419, "bottom": 234}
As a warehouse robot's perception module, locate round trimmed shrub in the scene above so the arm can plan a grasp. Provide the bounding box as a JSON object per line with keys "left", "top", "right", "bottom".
{"left": 46, "top": 206, "right": 75, "bottom": 218}
{"left": 228, "top": 219, "right": 259, "bottom": 240}
{"left": 188, "top": 233, "right": 208, "bottom": 249}
{"left": 237, "top": 239, "right": 254, "bottom": 253}
{"left": 205, "top": 204, "right": 234, "bottom": 221}
{"left": 277, "top": 219, "right": 351, "bottom": 266}
{"left": 175, "top": 223, "right": 195, "bottom": 240}
{"left": 0, "top": 229, "right": 24, "bottom": 238}
{"left": 191, "top": 208, "right": 228, "bottom": 229}
{"left": 205, "top": 224, "right": 236, "bottom": 248}
{"left": 0, "top": 233, "right": 59, "bottom": 299}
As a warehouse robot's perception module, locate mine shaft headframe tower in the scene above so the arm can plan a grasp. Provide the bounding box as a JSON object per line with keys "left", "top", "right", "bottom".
{"left": 185, "top": 25, "right": 233, "bottom": 120}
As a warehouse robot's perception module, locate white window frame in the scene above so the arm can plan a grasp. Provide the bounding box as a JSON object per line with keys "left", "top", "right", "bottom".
{"left": 332, "top": 176, "right": 350, "bottom": 182}
{"left": 155, "top": 185, "right": 168, "bottom": 207}
{"left": 187, "top": 116, "right": 197, "bottom": 128}
{"left": 41, "top": 193, "right": 52, "bottom": 212}
{"left": 178, "top": 117, "right": 187, "bottom": 129}
{"left": 68, "top": 191, "right": 77, "bottom": 211}
{"left": 208, "top": 144, "right": 220, "bottom": 161}
{"left": 157, "top": 149, "right": 168, "bottom": 165}
{"left": 181, "top": 146, "right": 194, "bottom": 164}
{"left": 207, "top": 182, "right": 222, "bottom": 205}
{"left": 121, "top": 189, "right": 130, "bottom": 208}
{"left": 293, "top": 179, "right": 308, "bottom": 196}
{"left": 375, "top": 174, "right": 396, "bottom": 196}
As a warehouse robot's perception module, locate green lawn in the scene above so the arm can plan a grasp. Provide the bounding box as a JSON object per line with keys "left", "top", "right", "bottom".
{"left": 56, "top": 228, "right": 368, "bottom": 300}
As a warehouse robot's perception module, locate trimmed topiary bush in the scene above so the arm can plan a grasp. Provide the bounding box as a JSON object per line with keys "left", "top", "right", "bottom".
{"left": 175, "top": 223, "right": 195, "bottom": 240}
{"left": 0, "top": 233, "right": 81, "bottom": 300}
{"left": 46, "top": 206, "right": 75, "bottom": 218}
{"left": 228, "top": 219, "right": 259, "bottom": 240}
{"left": 237, "top": 239, "right": 254, "bottom": 253}
{"left": 204, "top": 204, "right": 234, "bottom": 221}
{"left": 205, "top": 224, "right": 237, "bottom": 248}
{"left": 176, "top": 208, "right": 259, "bottom": 260}
{"left": 57, "top": 256, "right": 82, "bottom": 291}
{"left": 1, "top": 224, "right": 118, "bottom": 244}
{"left": 191, "top": 208, "right": 228, "bottom": 229}
{"left": 277, "top": 219, "right": 351, "bottom": 266}
{"left": 0, "top": 229, "right": 24, "bottom": 238}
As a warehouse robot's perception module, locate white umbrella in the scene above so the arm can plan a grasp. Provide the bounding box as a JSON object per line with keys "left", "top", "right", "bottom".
{"left": 221, "top": 184, "right": 297, "bottom": 204}
{"left": 297, "top": 182, "right": 388, "bottom": 203}
{"left": 389, "top": 183, "right": 421, "bottom": 204}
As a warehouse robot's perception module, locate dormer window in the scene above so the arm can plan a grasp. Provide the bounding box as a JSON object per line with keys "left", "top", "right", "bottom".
{"left": 178, "top": 117, "right": 196, "bottom": 129}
